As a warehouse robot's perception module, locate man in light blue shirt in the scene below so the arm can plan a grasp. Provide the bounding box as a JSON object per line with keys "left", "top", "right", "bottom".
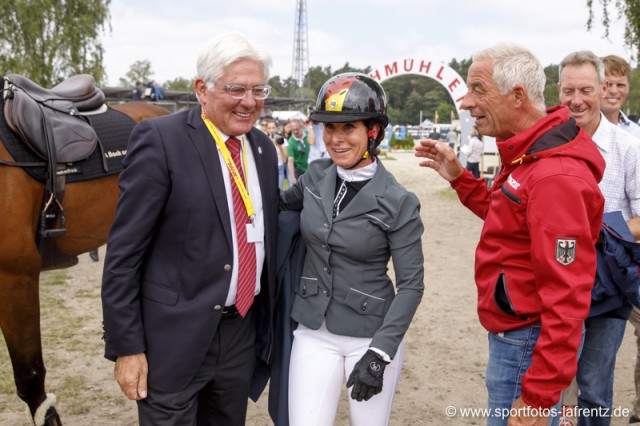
{"left": 601, "top": 55, "right": 640, "bottom": 140}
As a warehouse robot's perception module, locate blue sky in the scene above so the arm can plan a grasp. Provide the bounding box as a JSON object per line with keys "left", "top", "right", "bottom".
{"left": 101, "top": 0, "right": 632, "bottom": 86}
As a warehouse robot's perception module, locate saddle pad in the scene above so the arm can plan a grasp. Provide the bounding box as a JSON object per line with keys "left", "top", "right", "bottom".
{"left": 0, "top": 81, "right": 136, "bottom": 183}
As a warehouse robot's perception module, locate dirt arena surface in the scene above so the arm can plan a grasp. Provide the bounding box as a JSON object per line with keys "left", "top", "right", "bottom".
{"left": 0, "top": 151, "right": 636, "bottom": 425}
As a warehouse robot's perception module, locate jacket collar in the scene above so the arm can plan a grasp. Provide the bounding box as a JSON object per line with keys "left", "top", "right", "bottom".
{"left": 497, "top": 106, "right": 571, "bottom": 165}
{"left": 317, "top": 159, "right": 387, "bottom": 223}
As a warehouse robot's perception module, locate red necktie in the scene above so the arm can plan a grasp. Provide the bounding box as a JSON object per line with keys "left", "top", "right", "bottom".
{"left": 226, "top": 137, "right": 256, "bottom": 317}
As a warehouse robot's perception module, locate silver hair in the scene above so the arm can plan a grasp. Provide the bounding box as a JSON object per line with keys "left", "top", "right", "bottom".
{"left": 196, "top": 32, "right": 272, "bottom": 84}
{"left": 559, "top": 51, "right": 605, "bottom": 85}
{"left": 473, "top": 44, "right": 546, "bottom": 111}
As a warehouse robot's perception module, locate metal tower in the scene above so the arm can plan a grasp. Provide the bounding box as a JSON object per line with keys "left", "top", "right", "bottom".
{"left": 290, "top": 0, "right": 309, "bottom": 99}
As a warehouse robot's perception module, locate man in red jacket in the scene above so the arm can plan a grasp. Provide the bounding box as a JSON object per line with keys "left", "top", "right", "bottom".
{"left": 416, "top": 44, "right": 605, "bottom": 426}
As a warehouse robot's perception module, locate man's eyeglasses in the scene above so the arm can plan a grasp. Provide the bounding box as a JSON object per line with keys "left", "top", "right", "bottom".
{"left": 209, "top": 82, "right": 272, "bottom": 100}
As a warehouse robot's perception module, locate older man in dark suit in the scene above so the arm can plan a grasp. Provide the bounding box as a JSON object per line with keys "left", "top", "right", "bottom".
{"left": 101, "top": 32, "right": 278, "bottom": 425}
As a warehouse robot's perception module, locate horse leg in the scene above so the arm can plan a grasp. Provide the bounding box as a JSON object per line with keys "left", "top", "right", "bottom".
{"left": 0, "top": 264, "right": 62, "bottom": 425}
{"left": 0, "top": 155, "right": 62, "bottom": 424}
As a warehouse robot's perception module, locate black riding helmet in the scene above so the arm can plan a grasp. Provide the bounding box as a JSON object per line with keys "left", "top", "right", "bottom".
{"left": 310, "top": 73, "right": 388, "bottom": 164}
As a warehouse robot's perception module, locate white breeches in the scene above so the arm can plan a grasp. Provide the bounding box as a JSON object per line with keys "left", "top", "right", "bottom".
{"left": 288, "top": 322, "right": 404, "bottom": 426}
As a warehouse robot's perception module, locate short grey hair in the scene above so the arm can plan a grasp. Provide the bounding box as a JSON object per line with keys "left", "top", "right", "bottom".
{"left": 473, "top": 44, "right": 546, "bottom": 111}
{"left": 196, "top": 32, "right": 272, "bottom": 84}
{"left": 559, "top": 50, "right": 605, "bottom": 85}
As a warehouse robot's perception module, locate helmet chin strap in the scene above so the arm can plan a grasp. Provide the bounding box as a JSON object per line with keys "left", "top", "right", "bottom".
{"left": 345, "top": 125, "right": 377, "bottom": 170}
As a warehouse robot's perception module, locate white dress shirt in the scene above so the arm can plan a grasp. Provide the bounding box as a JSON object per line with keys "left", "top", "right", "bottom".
{"left": 216, "top": 132, "right": 265, "bottom": 306}
{"left": 592, "top": 113, "right": 640, "bottom": 220}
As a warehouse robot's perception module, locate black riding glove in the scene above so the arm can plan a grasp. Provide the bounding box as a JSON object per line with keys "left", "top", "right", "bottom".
{"left": 346, "top": 349, "right": 389, "bottom": 402}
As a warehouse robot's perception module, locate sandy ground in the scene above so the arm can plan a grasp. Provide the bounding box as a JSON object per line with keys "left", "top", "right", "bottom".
{"left": 0, "top": 151, "right": 637, "bottom": 425}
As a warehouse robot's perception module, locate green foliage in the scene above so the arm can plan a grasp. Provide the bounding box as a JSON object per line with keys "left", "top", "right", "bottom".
{"left": 587, "top": 0, "right": 640, "bottom": 61}
{"left": 125, "top": 59, "right": 154, "bottom": 86}
{"left": 305, "top": 62, "right": 372, "bottom": 97}
{"left": 386, "top": 105, "right": 404, "bottom": 126}
{"left": 268, "top": 62, "right": 371, "bottom": 109}
{"left": 389, "top": 133, "right": 415, "bottom": 150}
{"left": 0, "top": 0, "right": 111, "bottom": 86}
{"left": 164, "top": 77, "right": 194, "bottom": 91}
{"left": 406, "top": 133, "right": 414, "bottom": 147}
{"left": 627, "top": 66, "right": 640, "bottom": 116}
{"left": 268, "top": 75, "right": 298, "bottom": 100}
{"left": 544, "top": 64, "right": 560, "bottom": 107}
{"left": 380, "top": 75, "right": 456, "bottom": 125}
{"left": 307, "top": 65, "right": 333, "bottom": 94}
{"left": 405, "top": 90, "right": 425, "bottom": 124}
{"left": 437, "top": 103, "right": 455, "bottom": 123}
{"left": 449, "top": 57, "right": 473, "bottom": 80}
{"left": 268, "top": 75, "right": 287, "bottom": 97}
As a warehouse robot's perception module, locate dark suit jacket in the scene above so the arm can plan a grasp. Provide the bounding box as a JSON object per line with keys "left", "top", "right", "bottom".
{"left": 101, "top": 106, "right": 278, "bottom": 395}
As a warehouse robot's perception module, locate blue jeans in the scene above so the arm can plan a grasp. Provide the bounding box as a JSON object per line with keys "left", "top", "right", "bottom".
{"left": 576, "top": 316, "right": 627, "bottom": 426}
{"left": 486, "top": 326, "right": 560, "bottom": 426}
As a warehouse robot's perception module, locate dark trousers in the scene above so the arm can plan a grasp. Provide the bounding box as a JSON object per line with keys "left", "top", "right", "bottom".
{"left": 466, "top": 161, "right": 480, "bottom": 179}
{"left": 137, "top": 309, "right": 256, "bottom": 426}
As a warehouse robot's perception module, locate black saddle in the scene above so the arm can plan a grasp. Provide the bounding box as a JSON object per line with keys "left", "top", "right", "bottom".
{"left": 2, "top": 73, "right": 108, "bottom": 239}
{"left": 19, "top": 73, "right": 105, "bottom": 111}
{"left": 3, "top": 73, "right": 105, "bottom": 163}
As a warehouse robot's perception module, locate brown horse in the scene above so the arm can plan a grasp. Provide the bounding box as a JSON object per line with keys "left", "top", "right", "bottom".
{"left": 0, "top": 102, "right": 170, "bottom": 425}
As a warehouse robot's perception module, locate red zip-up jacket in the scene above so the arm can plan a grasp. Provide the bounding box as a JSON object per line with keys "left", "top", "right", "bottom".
{"left": 451, "top": 106, "right": 605, "bottom": 409}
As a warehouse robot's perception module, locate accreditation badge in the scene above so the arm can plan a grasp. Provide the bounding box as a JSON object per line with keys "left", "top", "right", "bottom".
{"left": 246, "top": 220, "right": 264, "bottom": 243}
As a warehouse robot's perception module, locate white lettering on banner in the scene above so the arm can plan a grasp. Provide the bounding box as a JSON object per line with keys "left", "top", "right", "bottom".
{"left": 369, "top": 57, "right": 473, "bottom": 161}
{"left": 369, "top": 58, "right": 467, "bottom": 109}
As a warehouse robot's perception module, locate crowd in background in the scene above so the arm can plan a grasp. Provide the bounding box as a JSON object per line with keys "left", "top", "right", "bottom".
{"left": 256, "top": 114, "right": 327, "bottom": 190}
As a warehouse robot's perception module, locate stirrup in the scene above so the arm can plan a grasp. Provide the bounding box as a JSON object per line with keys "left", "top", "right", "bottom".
{"left": 39, "top": 193, "right": 67, "bottom": 238}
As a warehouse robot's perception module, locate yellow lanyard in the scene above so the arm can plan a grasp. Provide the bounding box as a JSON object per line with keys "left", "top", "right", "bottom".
{"left": 201, "top": 108, "right": 255, "bottom": 222}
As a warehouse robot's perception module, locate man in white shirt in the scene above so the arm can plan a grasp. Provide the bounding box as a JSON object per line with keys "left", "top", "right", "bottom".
{"left": 601, "top": 54, "right": 640, "bottom": 424}
{"left": 307, "top": 119, "right": 328, "bottom": 164}
{"left": 267, "top": 120, "right": 288, "bottom": 189}
{"left": 559, "top": 50, "right": 640, "bottom": 426}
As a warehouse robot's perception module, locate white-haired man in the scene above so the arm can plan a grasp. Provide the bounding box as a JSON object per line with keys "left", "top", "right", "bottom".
{"left": 102, "top": 32, "right": 279, "bottom": 425}
{"left": 416, "top": 44, "right": 605, "bottom": 426}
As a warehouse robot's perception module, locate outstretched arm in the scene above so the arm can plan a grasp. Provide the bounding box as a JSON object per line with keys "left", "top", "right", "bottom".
{"left": 415, "top": 139, "right": 464, "bottom": 182}
{"left": 287, "top": 157, "right": 297, "bottom": 185}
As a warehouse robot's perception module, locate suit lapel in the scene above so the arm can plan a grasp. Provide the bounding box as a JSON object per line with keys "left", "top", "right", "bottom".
{"left": 187, "top": 107, "right": 233, "bottom": 248}
{"left": 246, "top": 129, "right": 270, "bottom": 205}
